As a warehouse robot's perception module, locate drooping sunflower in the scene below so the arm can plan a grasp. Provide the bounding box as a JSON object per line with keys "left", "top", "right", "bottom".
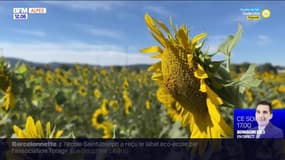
{"left": 122, "top": 90, "right": 132, "bottom": 115}
{"left": 91, "top": 99, "right": 113, "bottom": 138}
{"left": 101, "top": 121, "right": 113, "bottom": 139}
{"left": 0, "top": 59, "right": 16, "bottom": 111}
{"left": 122, "top": 78, "right": 129, "bottom": 90}
{"left": 45, "top": 70, "right": 53, "bottom": 84}
{"left": 2, "top": 85, "right": 16, "bottom": 111}
{"left": 13, "top": 116, "right": 63, "bottom": 138}
{"left": 141, "top": 14, "right": 250, "bottom": 138}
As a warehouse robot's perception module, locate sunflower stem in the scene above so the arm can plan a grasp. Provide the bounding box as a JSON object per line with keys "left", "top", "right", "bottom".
{"left": 226, "top": 56, "right": 230, "bottom": 72}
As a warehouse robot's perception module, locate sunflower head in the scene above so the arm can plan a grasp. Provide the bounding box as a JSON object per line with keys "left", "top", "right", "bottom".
{"left": 141, "top": 14, "right": 209, "bottom": 111}
{"left": 140, "top": 14, "right": 257, "bottom": 139}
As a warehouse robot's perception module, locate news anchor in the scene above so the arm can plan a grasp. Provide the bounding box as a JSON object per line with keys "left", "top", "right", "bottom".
{"left": 253, "top": 101, "right": 284, "bottom": 138}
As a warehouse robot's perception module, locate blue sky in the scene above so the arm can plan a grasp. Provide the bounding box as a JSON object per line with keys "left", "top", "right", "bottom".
{"left": 0, "top": 1, "right": 284, "bottom": 66}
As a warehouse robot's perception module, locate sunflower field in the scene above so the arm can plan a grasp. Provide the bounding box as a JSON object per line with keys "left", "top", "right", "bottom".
{"left": 1, "top": 14, "right": 285, "bottom": 139}
{"left": 0, "top": 58, "right": 191, "bottom": 138}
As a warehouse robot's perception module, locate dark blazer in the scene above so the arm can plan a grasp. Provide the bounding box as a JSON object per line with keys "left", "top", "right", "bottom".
{"left": 252, "top": 122, "right": 284, "bottom": 138}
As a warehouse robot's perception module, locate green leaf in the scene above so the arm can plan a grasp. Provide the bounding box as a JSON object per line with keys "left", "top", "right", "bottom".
{"left": 216, "top": 24, "right": 242, "bottom": 71}
{"left": 217, "top": 24, "right": 242, "bottom": 57}
{"left": 225, "top": 64, "right": 262, "bottom": 92}
{"left": 18, "top": 64, "right": 27, "bottom": 74}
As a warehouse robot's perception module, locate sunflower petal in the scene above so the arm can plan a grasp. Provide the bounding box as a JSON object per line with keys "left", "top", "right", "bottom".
{"left": 25, "top": 116, "right": 37, "bottom": 138}
{"left": 151, "top": 73, "right": 163, "bottom": 81}
{"left": 199, "top": 79, "right": 207, "bottom": 93}
{"left": 177, "top": 25, "right": 189, "bottom": 49}
{"left": 151, "top": 53, "right": 163, "bottom": 58}
{"left": 153, "top": 18, "right": 173, "bottom": 39}
{"left": 187, "top": 54, "right": 193, "bottom": 68}
{"left": 36, "top": 120, "right": 44, "bottom": 138}
{"left": 157, "top": 87, "right": 175, "bottom": 104}
{"left": 206, "top": 85, "right": 223, "bottom": 105}
{"left": 13, "top": 125, "right": 24, "bottom": 138}
{"left": 55, "top": 130, "right": 63, "bottom": 138}
{"left": 46, "top": 122, "right": 51, "bottom": 137}
{"left": 206, "top": 98, "right": 233, "bottom": 137}
{"left": 147, "top": 62, "right": 161, "bottom": 72}
{"left": 140, "top": 46, "right": 162, "bottom": 53}
{"left": 194, "top": 64, "right": 208, "bottom": 79}
{"left": 192, "top": 33, "right": 207, "bottom": 45}
{"left": 145, "top": 14, "right": 168, "bottom": 47}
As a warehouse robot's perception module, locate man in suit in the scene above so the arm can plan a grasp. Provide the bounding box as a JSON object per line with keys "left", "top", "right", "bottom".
{"left": 254, "top": 101, "right": 284, "bottom": 138}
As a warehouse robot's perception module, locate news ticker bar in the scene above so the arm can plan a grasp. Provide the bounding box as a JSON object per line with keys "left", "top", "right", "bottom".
{"left": 0, "top": 139, "right": 284, "bottom": 159}
{"left": 13, "top": 8, "right": 46, "bottom": 20}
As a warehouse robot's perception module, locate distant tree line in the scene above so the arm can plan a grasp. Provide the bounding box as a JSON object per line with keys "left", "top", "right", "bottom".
{"left": 231, "top": 62, "right": 285, "bottom": 74}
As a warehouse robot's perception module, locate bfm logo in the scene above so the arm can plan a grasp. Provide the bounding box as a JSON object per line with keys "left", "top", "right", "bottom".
{"left": 13, "top": 8, "right": 28, "bottom": 20}
{"left": 13, "top": 8, "right": 47, "bottom": 20}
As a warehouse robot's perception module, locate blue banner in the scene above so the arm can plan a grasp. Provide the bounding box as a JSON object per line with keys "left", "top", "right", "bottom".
{"left": 234, "top": 109, "right": 285, "bottom": 139}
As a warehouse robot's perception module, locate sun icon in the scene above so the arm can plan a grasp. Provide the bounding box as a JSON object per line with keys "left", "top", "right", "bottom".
{"left": 262, "top": 9, "right": 271, "bottom": 19}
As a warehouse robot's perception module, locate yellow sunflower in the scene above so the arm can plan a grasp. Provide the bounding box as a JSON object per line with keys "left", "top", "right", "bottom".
{"left": 141, "top": 14, "right": 233, "bottom": 138}
{"left": 145, "top": 100, "right": 151, "bottom": 110}
{"left": 101, "top": 121, "right": 113, "bottom": 139}
{"left": 92, "top": 99, "right": 109, "bottom": 129}
{"left": 93, "top": 89, "right": 101, "bottom": 99}
{"left": 245, "top": 88, "right": 253, "bottom": 103}
{"left": 55, "top": 103, "right": 63, "bottom": 113}
{"left": 92, "top": 108, "right": 107, "bottom": 130}
{"left": 45, "top": 70, "right": 53, "bottom": 84}
{"left": 122, "top": 78, "right": 129, "bottom": 90}
{"left": 78, "top": 86, "right": 87, "bottom": 97}
{"left": 91, "top": 99, "right": 113, "bottom": 138}
{"left": 73, "top": 79, "right": 80, "bottom": 86}
{"left": 109, "top": 100, "right": 119, "bottom": 111}
{"left": 272, "top": 99, "right": 283, "bottom": 108}
{"left": 277, "top": 85, "right": 285, "bottom": 93}
{"left": 13, "top": 116, "right": 63, "bottom": 138}
{"left": 2, "top": 85, "right": 16, "bottom": 111}
{"left": 122, "top": 90, "right": 132, "bottom": 115}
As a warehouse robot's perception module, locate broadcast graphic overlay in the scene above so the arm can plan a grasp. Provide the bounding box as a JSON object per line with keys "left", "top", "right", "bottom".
{"left": 234, "top": 109, "right": 285, "bottom": 139}
{"left": 13, "top": 7, "right": 46, "bottom": 20}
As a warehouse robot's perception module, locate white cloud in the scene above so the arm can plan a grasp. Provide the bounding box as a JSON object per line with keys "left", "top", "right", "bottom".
{"left": 42, "top": 1, "right": 124, "bottom": 12}
{"left": 75, "top": 24, "right": 123, "bottom": 40}
{"left": 257, "top": 34, "right": 272, "bottom": 45}
{"left": 144, "top": 6, "right": 172, "bottom": 16}
{"left": 12, "top": 29, "right": 46, "bottom": 37}
{"left": 0, "top": 41, "right": 158, "bottom": 66}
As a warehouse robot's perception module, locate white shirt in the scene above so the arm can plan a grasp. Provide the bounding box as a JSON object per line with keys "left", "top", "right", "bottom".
{"left": 256, "top": 126, "right": 266, "bottom": 138}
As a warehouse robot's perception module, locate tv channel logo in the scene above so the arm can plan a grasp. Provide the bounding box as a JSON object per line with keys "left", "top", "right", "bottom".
{"left": 13, "top": 8, "right": 28, "bottom": 20}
